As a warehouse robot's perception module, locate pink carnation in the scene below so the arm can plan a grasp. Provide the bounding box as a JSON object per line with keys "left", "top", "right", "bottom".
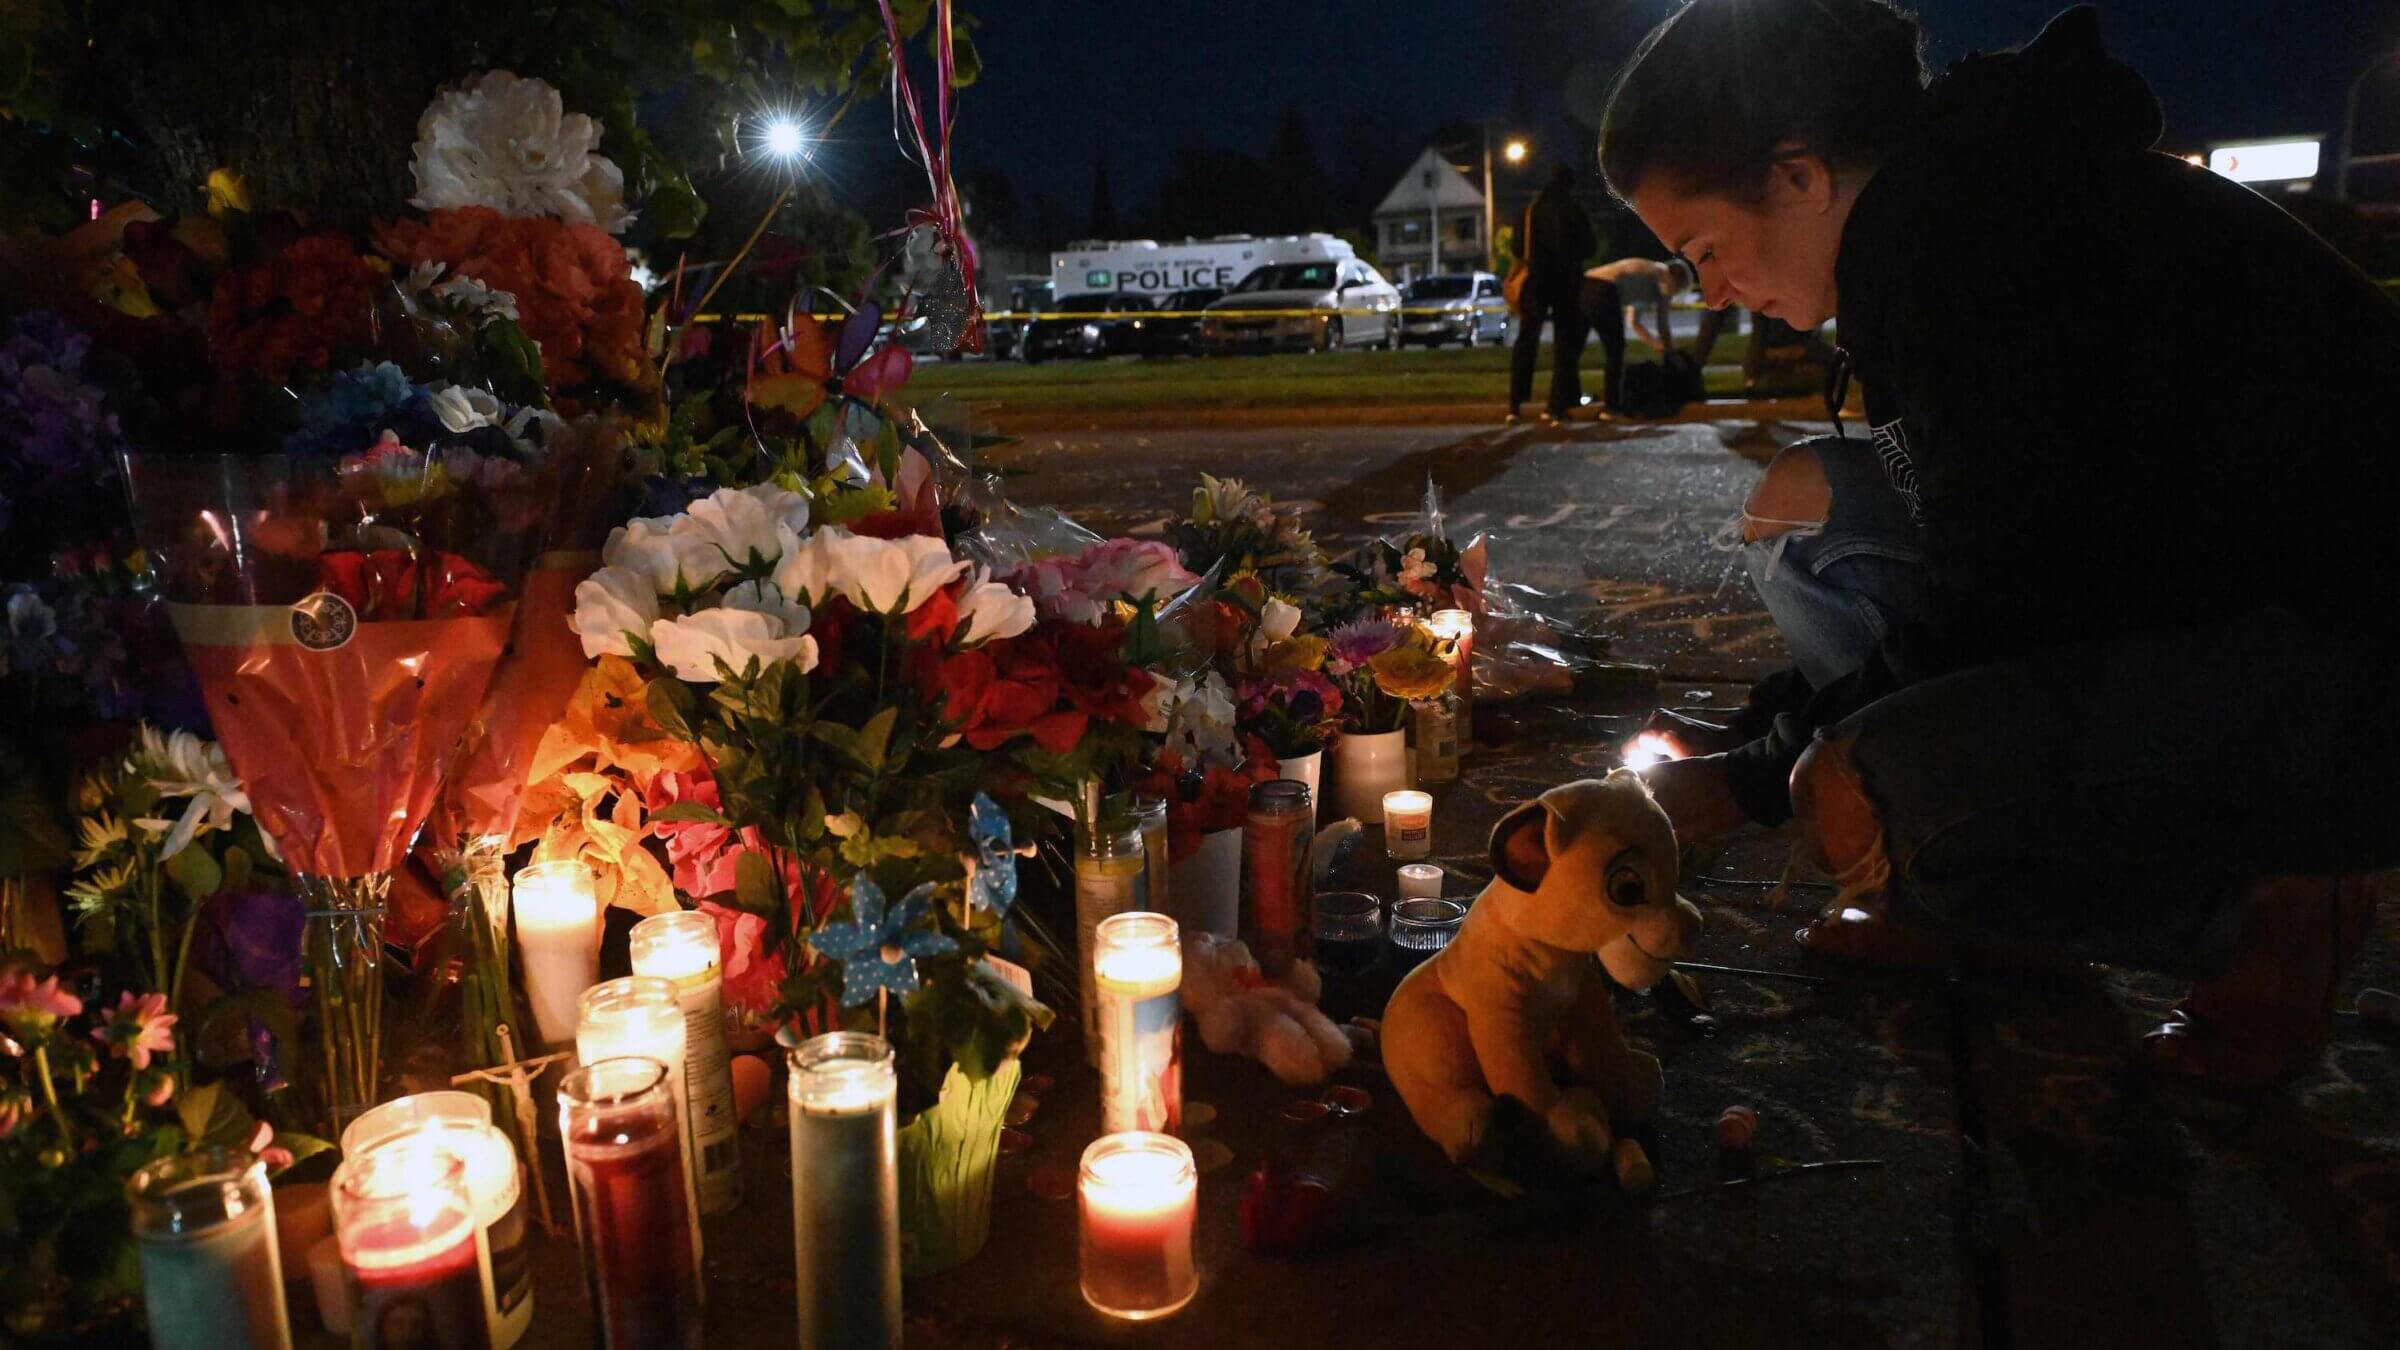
{"left": 1011, "top": 539, "right": 1199, "bottom": 626}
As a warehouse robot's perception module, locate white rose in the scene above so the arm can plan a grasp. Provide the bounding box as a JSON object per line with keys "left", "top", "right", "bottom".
{"left": 823, "top": 531, "right": 970, "bottom": 614}
{"left": 1260, "top": 597, "right": 1302, "bottom": 643}
{"left": 570, "top": 566, "right": 660, "bottom": 658}
{"left": 427, "top": 384, "right": 505, "bottom": 434}
{"left": 675, "top": 487, "right": 806, "bottom": 575}
{"left": 953, "top": 568, "right": 1035, "bottom": 646}
{"left": 648, "top": 609, "right": 818, "bottom": 683}
{"left": 773, "top": 527, "right": 846, "bottom": 606}
{"left": 604, "top": 517, "right": 728, "bottom": 596}
{"left": 722, "top": 578, "right": 811, "bottom": 636}
{"left": 409, "top": 70, "right": 633, "bottom": 232}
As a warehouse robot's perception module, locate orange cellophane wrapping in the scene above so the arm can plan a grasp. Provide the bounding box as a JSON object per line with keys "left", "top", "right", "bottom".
{"left": 179, "top": 614, "right": 513, "bottom": 878}
{"left": 425, "top": 560, "right": 595, "bottom": 844}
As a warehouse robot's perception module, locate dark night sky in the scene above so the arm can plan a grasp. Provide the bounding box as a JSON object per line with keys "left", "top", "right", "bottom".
{"left": 935, "top": 0, "right": 2399, "bottom": 236}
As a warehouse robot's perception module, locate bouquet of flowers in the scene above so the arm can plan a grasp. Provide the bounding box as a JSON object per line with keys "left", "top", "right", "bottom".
{"left": 1167, "top": 474, "right": 1325, "bottom": 597}
{"left": 1324, "top": 616, "right": 1456, "bottom": 735}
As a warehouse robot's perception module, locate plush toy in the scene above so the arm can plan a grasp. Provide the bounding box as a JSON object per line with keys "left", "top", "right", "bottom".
{"left": 1182, "top": 931, "right": 1356, "bottom": 1086}
{"left": 1383, "top": 773, "right": 1703, "bottom": 1188}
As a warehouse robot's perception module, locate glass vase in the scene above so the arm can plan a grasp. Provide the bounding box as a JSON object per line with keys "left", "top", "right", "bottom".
{"left": 298, "top": 870, "right": 390, "bottom": 1134}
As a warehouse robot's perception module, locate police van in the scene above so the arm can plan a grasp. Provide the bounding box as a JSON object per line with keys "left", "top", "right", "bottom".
{"left": 1049, "top": 234, "right": 1355, "bottom": 307}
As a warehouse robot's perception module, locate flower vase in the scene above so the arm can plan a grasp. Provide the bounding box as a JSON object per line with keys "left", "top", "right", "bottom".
{"left": 1331, "top": 729, "right": 1411, "bottom": 824}
{"left": 897, "top": 1058, "right": 1023, "bottom": 1276}
{"left": 295, "top": 871, "right": 390, "bottom": 1133}
{"left": 1167, "top": 828, "right": 1243, "bottom": 937}
{"left": 1280, "top": 750, "right": 1323, "bottom": 826}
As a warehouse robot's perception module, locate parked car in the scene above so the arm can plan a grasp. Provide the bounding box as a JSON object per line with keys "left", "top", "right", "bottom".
{"left": 1022, "top": 292, "right": 1153, "bottom": 362}
{"left": 1139, "top": 286, "right": 1224, "bottom": 355}
{"left": 1399, "top": 272, "right": 1510, "bottom": 347}
{"left": 1200, "top": 260, "right": 1402, "bottom": 354}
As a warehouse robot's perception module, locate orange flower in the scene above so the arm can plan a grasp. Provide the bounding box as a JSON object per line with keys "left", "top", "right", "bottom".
{"left": 376, "top": 207, "right": 648, "bottom": 389}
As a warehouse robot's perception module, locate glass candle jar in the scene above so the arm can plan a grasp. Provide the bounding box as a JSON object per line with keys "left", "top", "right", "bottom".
{"left": 1240, "top": 779, "right": 1314, "bottom": 976}
{"left": 558, "top": 1057, "right": 702, "bottom": 1350}
{"left": 333, "top": 1139, "right": 489, "bottom": 1350}
{"left": 1133, "top": 793, "right": 1172, "bottom": 923}
{"left": 341, "top": 1093, "right": 531, "bottom": 1348}
{"left": 1396, "top": 863, "right": 1445, "bottom": 901}
{"left": 1427, "top": 608, "right": 1475, "bottom": 753}
{"left": 1094, "top": 911, "right": 1182, "bottom": 1135}
{"left": 1075, "top": 818, "right": 1150, "bottom": 1067}
{"left": 1389, "top": 898, "right": 1468, "bottom": 974}
{"left": 1310, "top": 892, "right": 1384, "bottom": 978}
{"left": 629, "top": 909, "right": 742, "bottom": 1215}
{"left": 788, "top": 1032, "right": 902, "bottom": 1350}
{"left": 128, "top": 1147, "right": 292, "bottom": 1350}
{"left": 576, "top": 977, "right": 704, "bottom": 1283}
{"left": 1381, "top": 790, "right": 1434, "bottom": 861}
{"left": 510, "top": 859, "right": 599, "bottom": 1047}
{"left": 1079, "top": 1132, "right": 1199, "bottom": 1321}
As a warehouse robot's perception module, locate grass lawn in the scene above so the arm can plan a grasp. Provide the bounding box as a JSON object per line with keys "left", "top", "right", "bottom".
{"left": 912, "top": 339, "right": 1802, "bottom": 416}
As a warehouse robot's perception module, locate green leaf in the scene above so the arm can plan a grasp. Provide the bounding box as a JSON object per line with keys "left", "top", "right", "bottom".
{"left": 734, "top": 850, "right": 782, "bottom": 916}
{"left": 219, "top": 845, "right": 253, "bottom": 897}
{"left": 857, "top": 707, "right": 898, "bottom": 771}
{"left": 649, "top": 801, "right": 733, "bottom": 827}
{"left": 808, "top": 720, "right": 864, "bottom": 766}
{"left": 164, "top": 845, "right": 221, "bottom": 902}
{"left": 193, "top": 990, "right": 298, "bottom": 1069}
{"left": 275, "top": 1132, "right": 335, "bottom": 1169}
{"left": 646, "top": 676, "right": 701, "bottom": 742}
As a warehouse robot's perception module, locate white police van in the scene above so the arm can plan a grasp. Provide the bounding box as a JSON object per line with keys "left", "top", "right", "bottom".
{"left": 1049, "top": 234, "right": 1355, "bottom": 307}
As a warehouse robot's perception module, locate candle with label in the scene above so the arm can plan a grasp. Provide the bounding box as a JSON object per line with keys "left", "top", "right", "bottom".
{"left": 1079, "top": 1132, "right": 1199, "bottom": 1320}
{"left": 341, "top": 1093, "right": 532, "bottom": 1349}
{"left": 1094, "top": 912, "right": 1183, "bottom": 1134}
{"left": 1240, "top": 779, "right": 1314, "bottom": 976}
{"left": 576, "top": 977, "right": 704, "bottom": 1283}
{"left": 1382, "top": 790, "right": 1434, "bottom": 860}
{"left": 788, "top": 1032, "right": 902, "bottom": 1350}
{"left": 1397, "top": 862, "right": 1445, "bottom": 900}
{"left": 1133, "top": 793, "right": 1172, "bottom": 922}
{"left": 559, "top": 1057, "right": 703, "bottom": 1350}
{"left": 1428, "top": 608, "right": 1475, "bottom": 753}
{"left": 629, "top": 910, "right": 742, "bottom": 1214}
{"left": 127, "top": 1148, "right": 292, "bottom": 1350}
{"left": 334, "top": 1140, "right": 492, "bottom": 1350}
{"left": 1075, "top": 818, "right": 1149, "bottom": 1067}
{"left": 510, "top": 859, "right": 599, "bottom": 1047}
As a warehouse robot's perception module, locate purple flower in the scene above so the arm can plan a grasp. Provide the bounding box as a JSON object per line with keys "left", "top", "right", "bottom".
{"left": 1324, "top": 617, "right": 1403, "bottom": 676}
{"left": 201, "top": 885, "right": 307, "bottom": 1007}
{"left": 0, "top": 311, "right": 119, "bottom": 481}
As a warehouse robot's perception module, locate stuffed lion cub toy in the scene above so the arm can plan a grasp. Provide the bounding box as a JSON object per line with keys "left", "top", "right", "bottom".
{"left": 1384, "top": 773, "right": 1702, "bottom": 1189}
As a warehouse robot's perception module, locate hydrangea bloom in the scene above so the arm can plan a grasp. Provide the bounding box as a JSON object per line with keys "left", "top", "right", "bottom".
{"left": 410, "top": 71, "right": 633, "bottom": 232}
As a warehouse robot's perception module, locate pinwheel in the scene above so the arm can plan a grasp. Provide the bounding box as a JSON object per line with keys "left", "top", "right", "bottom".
{"left": 809, "top": 873, "right": 958, "bottom": 1007}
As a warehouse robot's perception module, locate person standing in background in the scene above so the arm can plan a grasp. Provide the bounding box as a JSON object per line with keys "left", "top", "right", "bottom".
{"left": 1508, "top": 164, "right": 1598, "bottom": 425}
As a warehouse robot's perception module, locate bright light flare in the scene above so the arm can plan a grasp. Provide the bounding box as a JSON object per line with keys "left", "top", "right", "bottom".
{"left": 761, "top": 116, "right": 807, "bottom": 162}
{"left": 1621, "top": 732, "right": 1683, "bottom": 772}
{"left": 1502, "top": 139, "right": 1529, "bottom": 165}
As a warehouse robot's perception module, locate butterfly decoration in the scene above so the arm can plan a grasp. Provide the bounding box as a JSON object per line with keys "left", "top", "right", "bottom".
{"left": 808, "top": 873, "right": 959, "bottom": 1006}
{"left": 964, "top": 791, "right": 1028, "bottom": 917}
{"left": 748, "top": 298, "right": 915, "bottom": 420}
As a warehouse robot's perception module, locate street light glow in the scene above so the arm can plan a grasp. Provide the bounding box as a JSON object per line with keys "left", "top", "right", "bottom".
{"left": 763, "top": 116, "right": 807, "bottom": 161}
{"left": 1503, "top": 139, "right": 1529, "bottom": 164}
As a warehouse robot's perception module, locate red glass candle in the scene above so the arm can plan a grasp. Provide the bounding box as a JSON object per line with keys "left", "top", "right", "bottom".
{"left": 333, "top": 1141, "right": 492, "bottom": 1349}
{"left": 1079, "top": 1132, "right": 1199, "bottom": 1320}
{"left": 560, "top": 1057, "right": 702, "bottom": 1350}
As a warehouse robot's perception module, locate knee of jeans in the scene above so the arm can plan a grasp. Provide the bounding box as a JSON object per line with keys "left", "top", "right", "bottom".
{"left": 1743, "top": 443, "right": 1832, "bottom": 541}
{"left": 1791, "top": 737, "right": 1889, "bottom": 887}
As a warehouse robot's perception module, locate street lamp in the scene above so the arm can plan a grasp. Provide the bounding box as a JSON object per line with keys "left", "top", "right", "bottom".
{"left": 1482, "top": 127, "right": 1530, "bottom": 273}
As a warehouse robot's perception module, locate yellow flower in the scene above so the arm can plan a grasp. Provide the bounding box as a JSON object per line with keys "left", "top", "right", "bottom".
{"left": 204, "top": 168, "right": 251, "bottom": 218}
{"left": 1369, "top": 644, "right": 1454, "bottom": 701}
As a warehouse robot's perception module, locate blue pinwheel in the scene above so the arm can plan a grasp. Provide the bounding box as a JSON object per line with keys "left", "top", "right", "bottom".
{"left": 965, "top": 792, "right": 1020, "bottom": 917}
{"left": 809, "top": 874, "right": 959, "bottom": 1006}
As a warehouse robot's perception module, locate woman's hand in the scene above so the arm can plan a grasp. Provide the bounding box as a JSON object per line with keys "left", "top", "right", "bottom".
{"left": 1638, "top": 753, "right": 1749, "bottom": 846}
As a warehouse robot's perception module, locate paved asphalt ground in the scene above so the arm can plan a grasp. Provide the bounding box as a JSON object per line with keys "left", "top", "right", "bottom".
{"left": 489, "top": 410, "right": 2400, "bottom": 1350}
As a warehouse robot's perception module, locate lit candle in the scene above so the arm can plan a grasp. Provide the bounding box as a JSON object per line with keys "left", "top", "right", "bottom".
{"left": 1094, "top": 912, "right": 1182, "bottom": 1135}
{"left": 576, "top": 977, "right": 704, "bottom": 1286}
{"left": 1133, "top": 793, "right": 1172, "bottom": 922}
{"left": 511, "top": 859, "right": 599, "bottom": 1047}
{"left": 1079, "top": 1132, "right": 1199, "bottom": 1321}
{"left": 1428, "top": 608, "right": 1475, "bottom": 753}
{"left": 1397, "top": 862, "right": 1445, "bottom": 900}
{"left": 333, "top": 1139, "right": 491, "bottom": 1350}
{"left": 788, "top": 1032, "right": 902, "bottom": 1350}
{"left": 127, "top": 1147, "right": 293, "bottom": 1350}
{"left": 342, "top": 1093, "right": 532, "bottom": 1349}
{"left": 1382, "top": 790, "right": 1434, "bottom": 860}
{"left": 558, "top": 1057, "right": 702, "bottom": 1350}
{"left": 1075, "top": 818, "right": 1149, "bottom": 1068}
{"left": 629, "top": 910, "right": 742, "bottom": 1215}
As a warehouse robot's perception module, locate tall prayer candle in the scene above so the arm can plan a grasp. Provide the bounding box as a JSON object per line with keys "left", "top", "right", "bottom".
{"left": 128, "top": 1147, "right": 292, "bottom": 1350}
{"left": 511, "top": 860, "right": 599, "bottom": 1047}
{"left": 1429, "top": 608, "right": 1475, "bottom": 753}
{"left": 576, "top": 977, "right": 704, "bottom": 1284}
{"left": 1240, "top": 779, "right": 1314, "bottom": 976}
{"left": 789, "top": 1032, "right": 902, "bottom": 1350}
{"left": 1382, "top": 790, "right": 1434, "bottom": 861}
{"left": 629, "top": 910, "right": 742, "bottom": 1214}
{"left": 341, "top": 1093, "right": 532, "bottom": 1349}
{"left": 1075, "top": 819, "right": 1149, "bottom": 1067}
{"left": 334, "top": 1140, "right": 492, "bottom": 1350}
{"left": 559, "top": 1058, "right": 703, "bottom": 1350}
{"left": 1094, "top": 912, "right": 1183, "bottom": 1135}
{"left": 1133, "top": 793, "right": 1172, "bottom": 924}
{"left": 1079, "top": 1132, "right": 1199, "bottom": 1320}
{"left": 1397, "top": 862, "right": 1445, "bottom": 900}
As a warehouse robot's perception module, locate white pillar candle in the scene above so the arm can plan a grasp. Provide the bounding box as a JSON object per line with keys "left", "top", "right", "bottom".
{"left": 1382, "top": 790, "right": 1434, "bottom": 860}
{"left": 1094, "top": 912, "right": 1182, "bottom": 1135}
{"left": 342, "top": 1093, "right": 533, "bottom": 1349}
{"left": 1397, "top": 862, "right": 1445, "bottom": 900}
{"left": 127, "top": 1148, "right": 292, "bottom": 1350}
{"left": 512, "top": 859, "right": 600, "bottom": 1047}
{"left": 629, "top": 910, "right": 742, "bottom": 1215}
{"left": 576, "top": 977, "right": 705, "bottom": 1289}
{"left": 1078, "top": 1132, "right": 1199, "bottom": 1321}
{"left": 788, "top": 1032, "right": 902, "bottom": 1350}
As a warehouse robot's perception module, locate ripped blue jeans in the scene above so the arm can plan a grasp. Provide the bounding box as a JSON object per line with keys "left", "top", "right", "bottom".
{"left": 1718, "top": 434, "right": 1931, "bottom": 686}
